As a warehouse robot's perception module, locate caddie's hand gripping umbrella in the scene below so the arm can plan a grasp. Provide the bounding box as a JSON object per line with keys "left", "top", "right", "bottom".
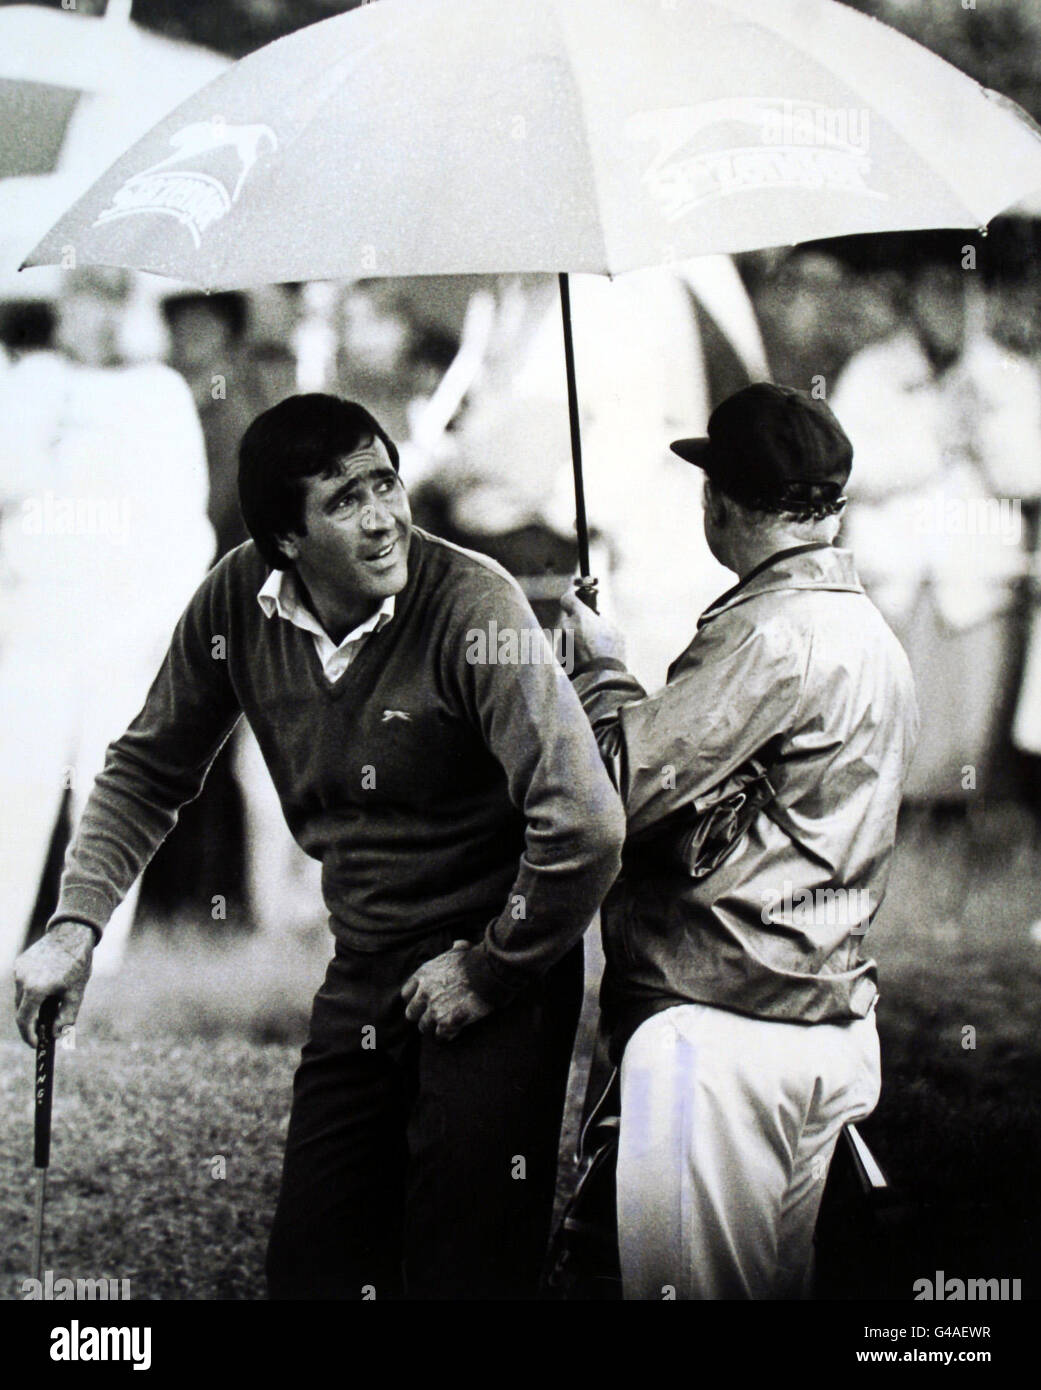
{"left": 22, "top": 0, "right": 1041, "bottom": 604}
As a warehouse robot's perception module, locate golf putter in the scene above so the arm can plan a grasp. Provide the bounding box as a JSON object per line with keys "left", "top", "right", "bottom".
{"left": 31, "top": 994, "right": 60, "bottom": 1284}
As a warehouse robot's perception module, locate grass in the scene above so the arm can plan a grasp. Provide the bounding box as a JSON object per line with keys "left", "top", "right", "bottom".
{"left": 0, "top": 929, "right": 329, "bottom": 1301}
{"left": 2, "top": 803, "right": 1041, "bottom": 1300}
{"left": 0, "top": 1036, "right": 293, "bottom": 1301}
{"left": 819, "top": 802, "right": 1041, "bottom": 1297}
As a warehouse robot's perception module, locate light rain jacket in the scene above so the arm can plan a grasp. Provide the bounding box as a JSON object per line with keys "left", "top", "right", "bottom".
{"left": 573, "top": 543, "right": 919, "bottom": 1056}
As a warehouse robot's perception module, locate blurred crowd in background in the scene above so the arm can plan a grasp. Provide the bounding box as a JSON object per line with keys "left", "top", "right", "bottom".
{"left": 3, "top": 0, "right": 1041, "bottom": 973}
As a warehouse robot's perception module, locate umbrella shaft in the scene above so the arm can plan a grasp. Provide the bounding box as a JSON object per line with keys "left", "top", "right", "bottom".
{"left": 32, "top": 1169, "right": 48, "bottom": 1284}
{"left": 558, "top": 273, "right": 592, "bottom": 579}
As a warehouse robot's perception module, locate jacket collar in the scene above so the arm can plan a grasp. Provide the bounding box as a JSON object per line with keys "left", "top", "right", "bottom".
{"left": 698, "top": 543, "right": 864, "bottom": 628}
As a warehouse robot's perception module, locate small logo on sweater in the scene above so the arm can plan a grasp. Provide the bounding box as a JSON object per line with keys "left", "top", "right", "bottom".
{"left": 382, "top": 709, "right": 412, "bottom": 723}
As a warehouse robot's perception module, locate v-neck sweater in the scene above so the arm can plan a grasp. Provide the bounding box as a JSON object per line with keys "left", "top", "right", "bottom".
{"left": 49, "top": 529, "right": 625, "bottom": 1003}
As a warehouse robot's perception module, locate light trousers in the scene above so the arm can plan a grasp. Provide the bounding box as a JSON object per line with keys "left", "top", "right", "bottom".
{"left": 617, "top": 1001, "right": 881, "bottom": 1300}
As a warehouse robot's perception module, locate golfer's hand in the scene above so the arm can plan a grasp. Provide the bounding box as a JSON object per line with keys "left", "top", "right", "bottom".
{"left": 559, "top": 584, "right": 627, "bottom": 668}
{"left": 13, "top": 922, "right": 95, "bottom": 1047}
{"left": 401, "top": 941, "right": 494, "bottom": 1042}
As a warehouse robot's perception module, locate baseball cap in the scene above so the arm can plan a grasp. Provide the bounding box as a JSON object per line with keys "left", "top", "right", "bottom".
{"left": 670, "top": 383, "right": 852, "bottom": 511}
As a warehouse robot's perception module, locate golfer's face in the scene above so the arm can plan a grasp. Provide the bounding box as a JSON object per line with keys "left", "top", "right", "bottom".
{"left": 296, "top": 437, "right": 411, "bottom": 603}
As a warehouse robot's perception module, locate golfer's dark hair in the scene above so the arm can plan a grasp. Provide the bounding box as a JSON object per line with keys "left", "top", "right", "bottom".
{"left": 239, "top": 393, "right": 399, "bottom": 569}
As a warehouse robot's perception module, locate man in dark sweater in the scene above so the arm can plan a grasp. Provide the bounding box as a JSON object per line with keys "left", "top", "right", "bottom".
{"left": 14, "top": 393, "right": 625, "bottom": 1300}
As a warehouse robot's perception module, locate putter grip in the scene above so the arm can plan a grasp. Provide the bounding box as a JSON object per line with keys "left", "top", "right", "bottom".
{"left": 33, "top": 996, "right": 60, "bottom": 1170}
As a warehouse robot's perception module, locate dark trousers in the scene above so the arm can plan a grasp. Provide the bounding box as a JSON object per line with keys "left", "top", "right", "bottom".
{"left": 266, "top": 929, "right": 584, "bottom": 1300}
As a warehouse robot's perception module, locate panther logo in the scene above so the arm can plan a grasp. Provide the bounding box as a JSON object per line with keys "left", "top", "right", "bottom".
{"left": 94, "top": 119, "right": 278, "bottom": 248}
{"left": 627, "top": 98, "right": 882, "bottom": 224}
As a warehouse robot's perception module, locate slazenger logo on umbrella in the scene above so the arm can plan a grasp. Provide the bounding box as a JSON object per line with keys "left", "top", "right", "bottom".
{"left": 93, "top": 119, "right": 278, "bottom": 248}
{"left": 627, "top": 98, "right": 886, "bottom": 223}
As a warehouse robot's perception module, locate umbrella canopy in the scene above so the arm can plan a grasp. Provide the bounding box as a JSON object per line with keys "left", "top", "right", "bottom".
{"left": 19, "top": 0, "right": 1041, "bottom": 598}
{"left": 21, "top": 0, "right": 1041, "bottom": 288}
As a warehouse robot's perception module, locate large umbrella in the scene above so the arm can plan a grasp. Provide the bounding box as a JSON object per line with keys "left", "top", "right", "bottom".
{"left": 21, "top": 0, "right": 1041, "bottom": 593}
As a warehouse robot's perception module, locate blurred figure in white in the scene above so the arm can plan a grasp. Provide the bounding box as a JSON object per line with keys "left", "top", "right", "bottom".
{"left": 988, "top": 269, "right": 1041, "bottom": 775}
{"left": 832, "top": 254, "right": 1041, "bottom": 801}
{"left": 412, "top": 260, "right": 769, "bottom": 691}
{"left": 0, "top": 268, "right": 214, "bottom": 973}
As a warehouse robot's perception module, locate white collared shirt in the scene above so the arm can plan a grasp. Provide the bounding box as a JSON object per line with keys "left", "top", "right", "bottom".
{"left": 257, "top": 568, "right": 395, "bottom": 682}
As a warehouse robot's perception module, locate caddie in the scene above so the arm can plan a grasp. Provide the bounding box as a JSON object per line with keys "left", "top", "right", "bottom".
{"left": 14, "top": 392, "right": 625, "bottom": 1301}
{"left": 561, "top": 383, "right": 919, "bottom": 1300}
